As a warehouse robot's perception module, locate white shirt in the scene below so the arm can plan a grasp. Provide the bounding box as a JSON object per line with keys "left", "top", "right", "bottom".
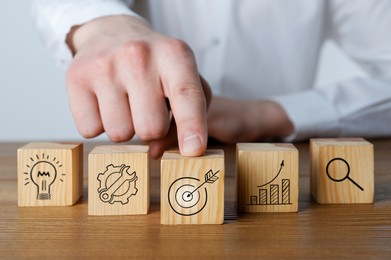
{"left": 31, "top": 0, "right": 391, "bottom": 141}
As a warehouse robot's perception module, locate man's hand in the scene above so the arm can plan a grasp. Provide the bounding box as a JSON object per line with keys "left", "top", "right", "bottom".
{"left": 207, "top": 97, "right": 294, "bottom": 143}
{"left": 66, "top": 15, "right": 210, "bottom": 158}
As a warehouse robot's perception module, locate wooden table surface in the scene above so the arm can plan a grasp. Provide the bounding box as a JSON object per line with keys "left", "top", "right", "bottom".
{"left": 1, "top": 140, "right": 390, "bottom": 258}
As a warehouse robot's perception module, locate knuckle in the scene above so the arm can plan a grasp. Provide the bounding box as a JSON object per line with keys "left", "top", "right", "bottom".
{"left": 174, "top": 83, "right": 205, "bottom": 100}
{"left": 164, "top": 38, "right": 193, "bottom": 56}
{"left": 116, "top": 40, "right": 151, "bottom": 70}
{"left": 67, "top": 53, "right": 114, "bottom": 87}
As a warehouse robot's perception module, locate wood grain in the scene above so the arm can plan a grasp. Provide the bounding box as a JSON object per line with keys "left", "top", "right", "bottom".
{"left": 88, "top": 145, "right": 149, "bottom": 215}
{"left": 17, "top": 142, "right": 83, "bottom": 206}
{"left": 161, "top": 149, "right": 224, "bottom": 224}
{"left": 237, "top": 143, "right": 299, "bottom": 212}
{"left": 310, "top": 138, "right": 374, "bottom": 203}
{"left": 1, "top": 140, "right": 391, "bottom": 258}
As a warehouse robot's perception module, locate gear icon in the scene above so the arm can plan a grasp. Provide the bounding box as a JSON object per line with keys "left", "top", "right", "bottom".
{"left": 97, "top": 164, "right": 138, "bottom": 205}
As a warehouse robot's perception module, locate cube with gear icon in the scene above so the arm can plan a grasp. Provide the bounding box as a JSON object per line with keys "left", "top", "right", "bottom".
{"left": 88, "top": 145, "right": 149, "bottom": 215}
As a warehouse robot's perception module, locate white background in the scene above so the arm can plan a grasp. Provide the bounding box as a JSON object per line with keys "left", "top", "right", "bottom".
{"left": 0, "top": 1, "right": 366, "bottom": 142}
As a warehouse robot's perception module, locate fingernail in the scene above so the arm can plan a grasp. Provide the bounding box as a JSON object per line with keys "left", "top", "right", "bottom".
{"left": 182, "top": 134, "right": 203, "bottom": 156}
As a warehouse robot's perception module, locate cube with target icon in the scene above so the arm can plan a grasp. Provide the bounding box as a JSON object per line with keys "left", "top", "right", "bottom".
{"left": 161, "top": 150, "right": 225, "bottom": 225}
{"left": 88, "top": 145, "right": 149, "bottom": 215}
{"left": 17, "top": 142, "right": 83, "bottom": 206}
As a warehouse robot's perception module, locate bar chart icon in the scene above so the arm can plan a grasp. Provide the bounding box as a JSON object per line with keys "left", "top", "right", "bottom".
{"left": 248, "top": 179, "right": 291, "bottom": 205}
{"left": 248, "top": 160, "right": 292, "bottom": 206}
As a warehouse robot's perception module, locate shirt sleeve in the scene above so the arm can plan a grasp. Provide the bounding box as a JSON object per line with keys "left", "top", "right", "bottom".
{"left": 271, "top": 0, "right": 391, "bottom": 141}
{"left": 31, "top": 0, "right": 142, "bottom": 68}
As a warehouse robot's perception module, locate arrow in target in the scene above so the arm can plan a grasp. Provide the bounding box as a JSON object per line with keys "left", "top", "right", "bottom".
{"left": 187, "top": 169, "right": 220, "bottom": 197}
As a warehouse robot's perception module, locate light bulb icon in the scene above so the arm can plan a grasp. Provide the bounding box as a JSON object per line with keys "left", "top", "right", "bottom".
{"left": 30, "top": 161, "right": 57, "bottom": 200}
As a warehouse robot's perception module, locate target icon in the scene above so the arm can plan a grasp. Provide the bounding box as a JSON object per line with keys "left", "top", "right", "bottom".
{"left": 168, "top": 169, "right": 220, "bottom": 216}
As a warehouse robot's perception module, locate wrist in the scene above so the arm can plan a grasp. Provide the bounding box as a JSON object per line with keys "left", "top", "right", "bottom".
{"left": 66, "top": 15, "right": 152, "bottom": 54}
{"left": 251, "top": 100, "right": 294, "bottom": 139}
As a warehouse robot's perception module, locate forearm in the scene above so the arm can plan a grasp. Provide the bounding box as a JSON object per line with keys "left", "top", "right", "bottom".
{"left": 207, "top": 97, "right": 293, "bottom": 143}
{"left": 272, "top": 77, "right": 391, "bottom": 140}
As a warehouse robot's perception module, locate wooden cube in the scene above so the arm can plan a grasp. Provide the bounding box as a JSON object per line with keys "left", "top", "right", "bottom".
{"left": 88, "top": 145, "right": 149, "bottom": 215}
{"left": 310, "top": 138, "right": 374, "bottom": 204}
{"left": 161, "top": 150, "right": 224, "bottom": 225}
{"left": 236, "top": 143, "right": 299, "bottom": 213}
{"left": 17, "top": 142, "right": 83, "bottom": 206}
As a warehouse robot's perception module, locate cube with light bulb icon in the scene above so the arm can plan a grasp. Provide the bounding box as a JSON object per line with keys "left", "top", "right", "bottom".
{"left": 17, "top": 142, "right": 83, "bottom": 206}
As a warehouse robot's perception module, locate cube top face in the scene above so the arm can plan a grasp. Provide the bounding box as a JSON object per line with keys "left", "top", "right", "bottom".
{"left": 237, "top": 143, "right": 299, "bottom": 213}
{"left": 310, "top": 138, "right": 374, "bottom": 204}
{"left": 19, "top": 142, "right": 81, "bottom": 150}
{"left": 18, "top": 142, "right": 83, "bottom": 206}
{"left": 162, "top": 149, "right": 224, "bottom": 160}
{"left": 237, "top": 143, "right": 297, "bottom": 152}
{"left": 90, "top": 145, "right": 149, "bottom": 154}
{"left": 311, "top": 138, "right": 371, "bottom": 147}
{"left": 88, "top": 145, "right": 149, "bottom": 215}
{"left": 161, "top": 150, "right": 225, "bottom": 225}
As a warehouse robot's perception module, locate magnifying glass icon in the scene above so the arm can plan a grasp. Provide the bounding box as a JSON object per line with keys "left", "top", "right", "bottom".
{"left": 326, "top": 158, "right": 364, "bottom": 191}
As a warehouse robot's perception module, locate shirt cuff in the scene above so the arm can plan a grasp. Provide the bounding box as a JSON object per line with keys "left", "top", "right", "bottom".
{"left": 270, "top": 90, "right": 341, "bottom": 142}
{"left": 39, "top": 1, "right": 143, "bottom": 69}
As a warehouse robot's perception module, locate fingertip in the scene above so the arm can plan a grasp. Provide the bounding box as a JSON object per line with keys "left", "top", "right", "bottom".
{"left": 78, "top": 124, "right": 104, "bottom": 139}
{"left": 106, "top": 128, "right": 134, "bottom": 143}
{"left": 180, "top": 134, "right": 206, "bottom": 157}
{"left": 149, "top": 143, "right": 164, "bottom": 159}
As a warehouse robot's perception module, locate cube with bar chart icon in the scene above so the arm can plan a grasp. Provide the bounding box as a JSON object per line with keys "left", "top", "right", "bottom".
{"left": 310, "top": 138, "right": 374, "bottom": 204}
{"left": 236, "top": 143, "right": 299, "bottom": 212}
{"left": 161, "top": 149, "right": 225, "bottom": 224}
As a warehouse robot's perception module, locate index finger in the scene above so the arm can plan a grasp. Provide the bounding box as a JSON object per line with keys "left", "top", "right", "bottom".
{"left": 159, "top": 40, "right": 208, "bottom": 156}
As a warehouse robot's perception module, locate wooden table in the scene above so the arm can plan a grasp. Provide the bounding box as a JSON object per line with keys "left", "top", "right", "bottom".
{"left": 1, "top": 140, "right": 390, "bottom": 258}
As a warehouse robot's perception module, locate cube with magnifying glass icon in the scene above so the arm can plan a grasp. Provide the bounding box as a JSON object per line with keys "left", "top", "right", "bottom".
{"left": 17, "top": 142, "right": 83, "bottom": 206}
{"left": 310, "top": 138, "right": 374, "bottom": 204}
